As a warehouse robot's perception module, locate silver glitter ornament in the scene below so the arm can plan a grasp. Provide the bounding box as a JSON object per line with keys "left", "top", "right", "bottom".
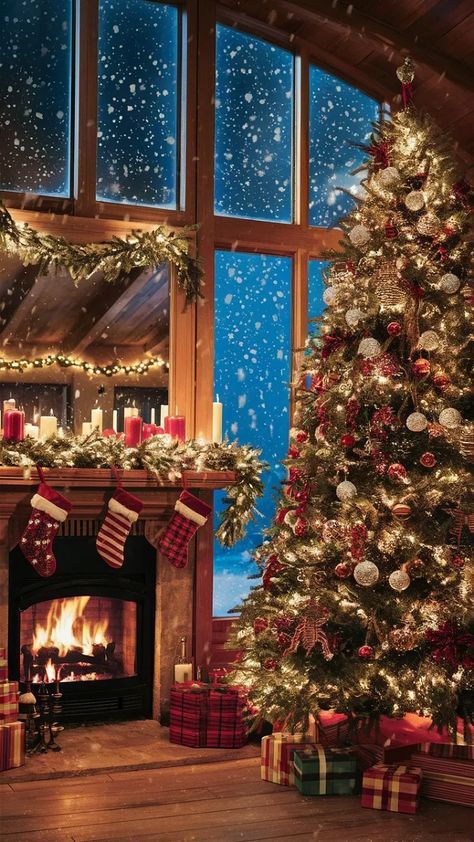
{"left": 405, "top": 191, "right": 425, "bottom": 212}
{"left": 348, "top": 224, "right": 370, "bottom": 248}
{"left": 406, "top": 412, "right": 428, "bottom": 432}
{"left": 439, "top": 273, "right": 461, "bottom": 294}
{"left": 345, "top": 308, "right": 365, "bottom": 327}
{"left": 416, "top": 212, "right": 441, "bottom": 237}
{"left": 438, "top": 408, "right": 461, "bottom": 429}
{"left": 336, "top": 480, "right": 357, "bottom": 502}
{"left": 418, "top": 330, "right": 440, "bottom": 351}
{"left": 377, "top": 167, "right": 400, "bottom": 189}
{"left": 354, "top": 561, "right": 379, "bottom": 587}
{"left": 388, "top": 570, "right": 411, "bottom": 592}
{"left": 323, "top": 287, "right": 337, "bottom": 306}
{"left": 358, "top": 337, "right": 381, "bottom": 358}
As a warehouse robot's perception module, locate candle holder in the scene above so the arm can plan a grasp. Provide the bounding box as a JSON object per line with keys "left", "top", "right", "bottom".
{"left": 21, "top": 647, "right": 63, "bottom": 754}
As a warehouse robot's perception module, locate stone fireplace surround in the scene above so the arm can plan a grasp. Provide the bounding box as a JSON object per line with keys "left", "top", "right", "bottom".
{"left": 0, "top": 467, "right": 234, "bottom": 720}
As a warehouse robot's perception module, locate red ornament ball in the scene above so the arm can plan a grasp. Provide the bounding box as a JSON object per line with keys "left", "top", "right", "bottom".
{"left": 451, "top": 555, "right": 465, "bottom": 569}
{"left": 385, "top": 221, "right": 398, "bottom": 239}
{"left": 335, "top": 561, "right": 353, "bottom": 579}
{"left": 420, "top": 452, "right": 437, "bottom": 468}
{"left": 253, "top": 618, "right": 269, "bottom": 635}
{"left": 276, "top": 506, "right": 291, "bottom": 524}
{"left": 412, "top": 358, "right": 431, "bottom": 378}
{"left": 387, "top": 321, "right": 402, "bottom": 337}
{"left": 392, "top": 503, "right": 412, "bottom": 521}
{"left": 358, "top": 645, "right": 374, "bottom": 660}
{"left": 340, "top": 433, "right": 356, "bottom": 448}
{"left": 293, "top": 517, "right": 308, "bottom": 537}
{"left": 388, "top": 463, "right": 407, "bottom": 481}
{"left": 263, "top": 658, "right": 278, "bottom": 671}
{"left": 288, "top": 445, "right": 300, "bottom": 458}
{"left": 295, "top": 430, "right": 308, "bottom": 443}
{"left": 433, "top": 372, "right": 450, "bottom": 392}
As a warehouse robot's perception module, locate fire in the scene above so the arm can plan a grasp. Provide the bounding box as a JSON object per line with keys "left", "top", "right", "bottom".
{"left": 32, "top": 596, "right": 109, "bottom": 657}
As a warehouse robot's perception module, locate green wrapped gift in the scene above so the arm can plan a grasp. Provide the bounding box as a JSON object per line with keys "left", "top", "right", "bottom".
{"left": 293, "top": 745, "right": 358, "bottom": 796}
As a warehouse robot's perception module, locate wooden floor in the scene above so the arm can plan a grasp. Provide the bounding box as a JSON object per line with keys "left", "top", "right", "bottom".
{"left": 0, "top": 757, "right": 471, "bottom": 842}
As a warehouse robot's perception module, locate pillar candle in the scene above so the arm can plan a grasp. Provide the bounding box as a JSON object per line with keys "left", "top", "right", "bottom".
{"left": 150, "top": 408, "right": 156, "bottom": 425}
{"left": 160, "top": 404, "right": 168, "bottom": 428}
{"left": 82, "top": 421, "right": 92, "bottom": 436}
{"left": 174, "top": 663, "right": 193, "bottom": 683}
{"left": 166, "top": 415, "right": 185, "bottom": 441}
{"left": 124, "top": 406, "right": 139, "bottom": 419}
{"left": 3, "top": 399, "right": 15, "bottom": 415}
{"left": 212, "top": 396, "right": 223, "bottom": 443}
{"left": 4, "top": 409, "right": 25, "bottom": 441}
{"left": 125, "top": 415, "right": 142, "bottom": 447}
{"left": 25, "top": 423, "right": 39, "bottom": 440}
{"left": 142, "top": 423, "right": 156, "bottom": 440}
{"left": 112, "top": 409, "right": 118, "bottom": 433}
{"left": 91, "top": 408, "right": 103, "bottom": 433}
{"left": 39, "top": 412, "right": 58, "bottom": 440}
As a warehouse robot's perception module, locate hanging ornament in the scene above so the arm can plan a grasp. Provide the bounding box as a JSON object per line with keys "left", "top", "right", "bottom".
{"left": 416, "top": 212, "right": 441, "bottom": 237}
{"left": 460, "top": 430, "right": 474, "bottom": 462}
{"left": 389, "top": 569, "right": 411, "bottom": 591}
{"left": 354, "top": 561, "right": 379, "bottom": 587}
{"left": 392, "top": 503, "right": 412, "bottom": 521}
{"left": 357, "top": 645, "right": 374, "bottom": 660}
{"left": 262, "top": 555, "right": 284, "bottom": 590}
{"left": 348, "top": 224, "right": 370, "bottom": 248}
{"left": 336, "top": 480, "right": 357, "bottom": 501}
{"left": 387, "top": 321, "right": 402, "bottom": 337}
{"left": 433, "top": 372, "right": 450, "bottom": 392}
{"left": 323, "top": 287, "right": 337, "bottom": 306}
{"left": 375, "top": 262, "right": 407, "bottom": 307}
{"left": 388, "top": 627, "right": 416, "bottom": 652}
{"left": 439, "top": 408, "right": 462, "bottom": 428}
{"left": 351, "top": 523, "right": 367, "bottom": 560}
{"left": 288, "top": 445, "right": 300, "bottom": 458}
{"left": 334, "top": 561, "right": 353, "bottom": 578}
{"left": 385, "top": 220, "right": 398, "bottom": 239}
{"left": 407, "top": 557, "right": 425, "bottom": 577}
{"left": 358, "top": 337, "right": 381, "bottom": 358}
{"left": 420, "top": 452, "right": 437, "bottom": 468}
{"left": 378, "top": 167, "right": 400, "bottom": 189}
{"left": 322, "top": 519, "right": 346, "bottom": 543}
{"left": 345, "top": 308, "right": 364, "bottom": 328}
{"left": 293, "top": 517, "right": 309, "bottom": 537}
{"left": 412, "top": 358, "right": 430, "bottom": 378}
{"left": 439, "top": 272, "right": 461, "bottom": 294}
{"left": 418, "top": 330, "right": 440, "bottom": 351}
{"left": 253, "top": 618, "right": 269, "bottom": 635}
{"left": 387, "top": 463, "right": 408, "bottom": 482}
{"left": 284, "top": 600, "right": 333, "bottom": 660}
{"left": 428, "top": 422, "right": 444, "bottom": 438}
{"left": 451, "top": 554, "right": 465, "bottom": 569}
{"left": 405, "top": 191, "right": 425, "bottom": 212}
{"left": 263, "top": 658, "right": 278, "bottom": 671}
{"left": 396, "top": 56, "right": 415, "bottom": 107}
{"left": 406, "top": 412, "right": 428, "bottom": 432}
{"left": 295, "top": 430, "right": 308, "bottom": 444}
{"left": 340, "top": 433, "right": 356, "bottom": 448}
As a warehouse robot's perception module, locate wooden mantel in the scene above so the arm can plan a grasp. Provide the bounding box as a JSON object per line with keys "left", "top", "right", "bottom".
{"left": 0, "top": 467, "right": 235, "bottom": 718}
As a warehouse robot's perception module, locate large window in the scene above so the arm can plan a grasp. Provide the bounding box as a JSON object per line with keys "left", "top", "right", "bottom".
{"left": 0, "top": 0, "right": 73, "bottom": 196}
{"left": 309, "top": 66, "right": 379, "bottom": 226}
{"left": 96, "top": 0, "right": 180, "bottom": 207}
{"left": 214, "top": 24, "right": 294, "bottom": 223}
{"left": 213, "top": 250, "right": 292, "bottom": 616}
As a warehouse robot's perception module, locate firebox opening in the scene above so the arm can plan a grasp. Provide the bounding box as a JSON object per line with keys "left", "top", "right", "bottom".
{"left": 21, "top": 595, "right": 137, "bottom": 683}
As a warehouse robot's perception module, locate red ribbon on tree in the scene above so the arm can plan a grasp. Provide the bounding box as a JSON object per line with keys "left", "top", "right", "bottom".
{"left": 284, "top": 600, "right": 333, "bottom": 661}
{"left": 444, "top": 508, "right": 474, "bottom": 547}
{"left": 425, "top": 622, "right": 474, "bottom": 670}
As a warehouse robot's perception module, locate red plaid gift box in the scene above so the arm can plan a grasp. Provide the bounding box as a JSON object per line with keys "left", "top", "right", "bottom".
{"left": 169, "top": 682, "right": 208, "bottom": 748}
{"left": 0, "top": 682, "right": 19, "bottom": 724}
{"left": 0, "top": 659, "right": 7, "bottom": 682}
{"left": 0, "top": 721, "right": 25, "bottom": 771}
{"left": 410, "top": 751, "right": 473, "bottom": 807}
{"left": 261, "top": 731, "right": 320, "bottom": 786}
{"left": 354, "top": 742, "right": 420, "bottom": 772}
{"left": 361, "top": 763, "right": 422, "bottom": 814}
{"left": 417, "top": 741, "right": 474, "bottom": 761}
{"left": 206, "top": 686, "right": 248, "bottom": 748}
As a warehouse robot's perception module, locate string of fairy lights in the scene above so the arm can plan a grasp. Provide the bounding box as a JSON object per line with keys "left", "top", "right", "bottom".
{"left": 0, "top": 353, "right": 168, "bottom": 377}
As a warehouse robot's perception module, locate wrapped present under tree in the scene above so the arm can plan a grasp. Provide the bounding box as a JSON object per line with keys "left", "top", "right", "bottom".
{"left": 0, "top": 721, "right": 25, "bottom": 771}
{"left": 410, "top": 750, "right": 473, "bottom": 808}
{"left": 361, "top": 764, "right": 422, "bottom": 814}
{"left": 294, "top": 745, "right": 358, "bottom": 796}
{"left": 261, "top": 730, "right": 319, "bottom": 786}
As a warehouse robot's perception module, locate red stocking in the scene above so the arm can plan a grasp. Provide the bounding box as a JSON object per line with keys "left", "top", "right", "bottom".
{"left": 19, "top": 467, "right": 72, "bottom": 577}
{"left": 158, "top": 490, "right": 211, "bottom": 568}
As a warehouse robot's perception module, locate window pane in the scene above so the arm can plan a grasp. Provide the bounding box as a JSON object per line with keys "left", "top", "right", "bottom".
{"left": 308, "top": 259, "right": 329, "bottom": 336}
{"left": 215, "top": 25, "right": 293, "bottom": 223}
{"left": 97, "top": 0, "right": 179, "bottom": 207}
{"left": 309, "top": 67, "right": 379, "bottom": 227}
{"left": 0, "top": 0, "right": 72, "bottom": 196}
{"left": 213, "top": 251, "right": 292, "bottom": 615}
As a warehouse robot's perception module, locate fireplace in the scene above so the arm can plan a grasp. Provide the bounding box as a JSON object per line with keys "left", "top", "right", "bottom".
{"left": 9, "top": 534, "right": 156, "bottom": 721}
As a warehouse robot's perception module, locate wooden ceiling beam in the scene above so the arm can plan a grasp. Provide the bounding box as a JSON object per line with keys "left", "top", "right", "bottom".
{"left": 0, "top": 267, "right": 45, "bottom": 346}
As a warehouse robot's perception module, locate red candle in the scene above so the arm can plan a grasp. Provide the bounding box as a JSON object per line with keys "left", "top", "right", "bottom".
{"left": 4, "top": 409, "right": 25, "bottom": 442}
{"left": 166, "top": 415, "right": 186, "bottom": 441}
{"left": 124, "top": 415, "right": 142, "bottom": 447}
{"left": 142, "top": 423, "right": 157, "bottom": 440}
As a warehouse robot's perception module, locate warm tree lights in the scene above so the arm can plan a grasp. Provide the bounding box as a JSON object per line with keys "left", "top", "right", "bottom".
{"left": 0, "top": 353, "right": 168, "bottom": 377}
{"left": 230, "top": 93, "right": 473, "bottom": 734}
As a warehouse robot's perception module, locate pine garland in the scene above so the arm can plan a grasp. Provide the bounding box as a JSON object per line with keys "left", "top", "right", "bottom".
{"left": 0, "top": 204, "right": 203, "bottom": 303}
{"left": 0, "top": 432, "right": 266, "bottom": 548}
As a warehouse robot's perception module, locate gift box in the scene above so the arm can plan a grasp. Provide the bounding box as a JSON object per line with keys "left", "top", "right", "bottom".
{"left": 294, "top": 745, "right": 358, "bottom": 796}
{"left": 417, "top": 741, "right": 474, "bottom": 761}
{"left": 169, "top": 683, "right": 208, "bottom": 748}
{"left": 261, "top": 731, "right": 319, "bottom": 786}
{"left": 354, "top": 741, "right": 420, "bottom": 772}
{"left": 0, "top": 681, "right": 19, "bottom": 723}
{"left": 206, "top": 686, "right": 248, "bottom": 749}
{"left": 0, "top": 658, "right": 7, "bottom": 682}
{"left": 410, "top": 751, "right": 473, "bottom": 807}
{"left": 361, "top": 764, "right": 422, "bottom": 814}
{"left": 0, "top": 721, "right": 25, "bottom": 771}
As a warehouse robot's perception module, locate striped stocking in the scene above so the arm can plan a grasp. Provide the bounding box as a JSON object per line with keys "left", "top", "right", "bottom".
{"left": 96, "top": 487, "right": 143, "bottom": 569}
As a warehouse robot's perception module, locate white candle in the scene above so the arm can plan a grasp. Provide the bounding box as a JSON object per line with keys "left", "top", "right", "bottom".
{"left": 39, "top": 412, "right": 57, "bottom": 441}
{"left": 91, "top": 408, "right": 103, "bottom": 433}
{"left": 3, "top": 399, "right": 15, "bottom": 416}
{"left": 150, "top": 408, "right": 156, "bottom": 425}
{"left": 124, "top": 406, "right": 139, "bottom": 419}
{"left": 160, "top": 404, "right": 168, "bottom": 428}
{"left": 174, "top": 663, "right": 193, "bottom": 683}
{"left": 212, "top": 396, "right": 223, "bottom": 443}
{"left": 112, "top": 410, "right": 118, "bottom": 433}
{"left": 82, "top": 421, "right": 92, "bottom": 436}
{"left": 25, "top": 423, "right": 39, "bottom": 440}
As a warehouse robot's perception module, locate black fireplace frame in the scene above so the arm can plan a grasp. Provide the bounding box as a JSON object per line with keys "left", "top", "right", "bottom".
{"left": 8, "top": 535, "right": 156, "bottom": 722}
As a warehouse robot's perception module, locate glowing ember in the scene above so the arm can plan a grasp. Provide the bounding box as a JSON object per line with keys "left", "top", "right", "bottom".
{"left": 32, "top": 596, "right": 109, "bottom": 657}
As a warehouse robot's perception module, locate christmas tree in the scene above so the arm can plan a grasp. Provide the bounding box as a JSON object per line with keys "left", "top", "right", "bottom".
{"left": 231, "top": 61, "right": 473, "bottom": 735}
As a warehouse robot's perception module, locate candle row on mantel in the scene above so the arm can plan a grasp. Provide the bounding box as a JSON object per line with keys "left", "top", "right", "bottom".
{"left": 1, "top": 399, "right": 59, "bottom": 442}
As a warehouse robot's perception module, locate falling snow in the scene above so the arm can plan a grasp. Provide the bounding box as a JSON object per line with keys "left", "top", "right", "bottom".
{"left": 214, "top": 25, "right": 293, "bottom": 223}
{"left": 213, "top": 251, "right": 292, "bottom": 615}
{"left": 0, "top": 0, "right": 72, "bottom": 195}
{"left": 309, "top": 66, "right": 379, "bottom": 226}
{"left": 96, "top": 0, "right": 178, "bottom": 207}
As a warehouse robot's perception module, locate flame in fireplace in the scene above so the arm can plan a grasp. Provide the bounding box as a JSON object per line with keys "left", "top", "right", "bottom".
{"left": 32, "top": 596, "right": 109, "bottom": 657}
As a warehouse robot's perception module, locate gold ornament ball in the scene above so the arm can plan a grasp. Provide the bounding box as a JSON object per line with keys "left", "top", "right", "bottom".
{"left": 396, "top": 57, "right": 415, "bottom": 85}
{"left": 345, "top": 308, "right": 364, "bottom": 328}
{"left": 389, "top": 570, "right": 411, "bottom": 591}
{"left": 438, "top": 407, "right": 462, "bottom": 429}
{"left": 418, "top": 330, "right": 440, "bottom": 351}
{"left": 323, "top": 286, "right": 337, "bottom": 306}
{"left": 405, "top": 190, "right": 425, "bottom": 212}
{"left": 388, "top": 626, "right": 416, "bottom": 652}
{"left": 336, "top": 480, "right": 357, "bottom": 502}
{"left": 349, "top": 224, "right": 370, "bottom": 248}
{"left": 416, "top": 212, "right": 441, "bottom": 237}
{"left": 378, "top": 167, "right": 401, "bottom": 189}
{"left": 354, "top": 561, "right": 379, "bottom": 587}
{"left": 439, "top": 273, "right": 461, "bottom": 294}
{"left": 358, "top": 337, "right": 381, "bottom": 359}
{"left": 406, "top": 412, "right": 428, "bottom": 432}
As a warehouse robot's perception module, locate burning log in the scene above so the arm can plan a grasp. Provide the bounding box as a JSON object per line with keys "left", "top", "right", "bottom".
{"left": 37, "top": 646, "right": 60, "bottom": 665}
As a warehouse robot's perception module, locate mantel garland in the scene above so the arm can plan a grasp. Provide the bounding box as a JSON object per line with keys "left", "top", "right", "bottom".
{"left": 0, "top": 432, "right": 266, "bottom": 548}
{"left": 0, "top": 352, "right": 168, "bottom": 377}
{"left": 0, "top": 204, "right": 203, "bottom": 304}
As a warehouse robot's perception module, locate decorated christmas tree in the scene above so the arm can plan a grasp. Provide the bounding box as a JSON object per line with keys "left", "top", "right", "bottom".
{"left": 231, "top": 62, "right": 473, "bottom": 735}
